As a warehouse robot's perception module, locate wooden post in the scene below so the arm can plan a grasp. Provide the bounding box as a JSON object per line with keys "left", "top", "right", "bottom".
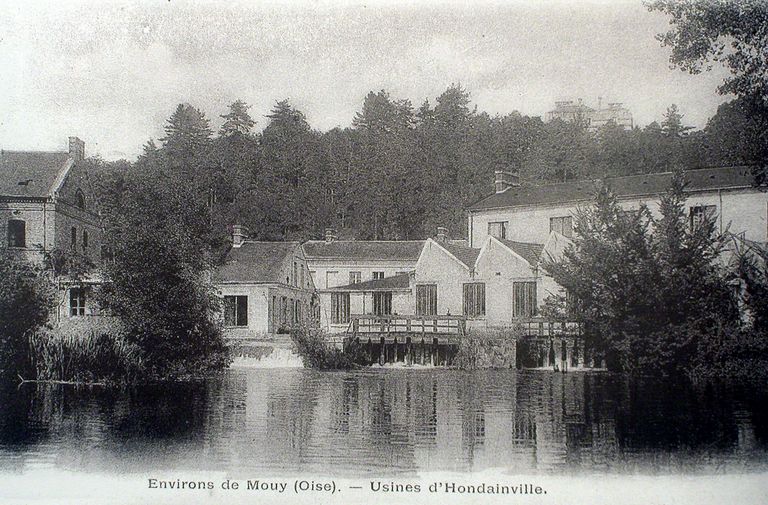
{"left": 406, "top": 337, "right": 413, "bottom": 365}
{"left": 379, "top": 337, "right": 385, "bottom": 366}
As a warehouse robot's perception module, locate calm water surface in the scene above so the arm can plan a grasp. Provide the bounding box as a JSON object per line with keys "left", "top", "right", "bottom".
{"left": 0, "top": 368, "right": 766, "bottom": 477}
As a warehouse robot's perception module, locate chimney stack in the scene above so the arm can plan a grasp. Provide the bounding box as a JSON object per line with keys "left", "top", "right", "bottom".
{"left": 324, "top": 228, "right": 337, "bottom": 243}
{"left": 68, "top": 136, "right": 85, "bottom": 161}
{"left": 436, "top": 227, "right": 449, "bottom": 243}
{"left": 494, "top": 170, "right": 520, "bottom": 193}
{"left": 232, "top": 224, "right": 249, "bottom": 248}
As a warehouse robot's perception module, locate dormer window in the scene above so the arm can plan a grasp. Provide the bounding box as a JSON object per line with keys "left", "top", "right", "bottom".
{"left": 75, "top": 189, "right": 86, "bottom": 210}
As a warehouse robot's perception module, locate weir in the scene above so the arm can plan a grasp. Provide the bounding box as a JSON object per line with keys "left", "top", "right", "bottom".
{"left": 341, "top": 315, "right": 588, "bottom": 369}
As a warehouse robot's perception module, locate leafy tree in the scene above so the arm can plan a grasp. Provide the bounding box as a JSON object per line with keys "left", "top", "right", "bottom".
{"left": 0, "top": 249, "right": 55, "bottom": 378}
{"left": 98, "top": 148, "right": 229, "bottom": 379}
{"left": 648, "top": 0, "right": 768, "bottom": 102}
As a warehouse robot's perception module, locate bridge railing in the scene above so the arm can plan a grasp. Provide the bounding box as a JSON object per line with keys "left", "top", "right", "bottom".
{"left": 348, "top": 314, "right": 466, "bottom": 336}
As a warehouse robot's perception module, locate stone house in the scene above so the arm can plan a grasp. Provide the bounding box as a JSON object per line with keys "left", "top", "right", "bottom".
{"left": 213, "top": 226, "right": 318, "bottom": 337}
{"left": 0, "top": 137, "right": 103, "bottom": 322}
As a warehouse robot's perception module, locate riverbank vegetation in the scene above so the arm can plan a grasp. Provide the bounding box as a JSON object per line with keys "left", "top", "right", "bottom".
{"left": 0, "top": 249, "right": 55, "bottom": 380}
{"left": 290, "top": 328, "right": 366, "bottom": 369}
{"left": 545, "top": 174, "right": 768, "bottom": 380}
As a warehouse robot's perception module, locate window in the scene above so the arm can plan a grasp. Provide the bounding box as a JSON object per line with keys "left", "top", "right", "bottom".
{"left": 373, "top": 292, "right": 393, "bottom": 316}
{"left": 331, "top": 292, "right": 350, "bottom": 324}
{"left": 326, "top": 271, "right": 339, "bottom": 289}
{"left": 512, "top": 282, "right": 538, "bottom": 318}
{"left": 294, "top": 300, "right": 302, "bottom": 324}
{"left": 300, "top": 264, "right": 305, "bottom": 288}
{"left": 463, "top": 283, "right": 486, "bottom": 318}
{"left": 281, "top": 296, "right": 288, "bottom": 326}
{"left": 224, "top": 295, "right": 248, "bottom": 326}
{"left": 75, "top": 189, "right": 86, "bottom": 210}
{"left": 550, "top": 216, "right": 573, "bottom": 238}
{"left": 293, "top": 262, "right": 298, "bottom": 287}
{"left": 69, "top": 288, "right": 86, "bottom": 316}
{"left": 271, "top": 295, "right": 277, "bottom": 329}
{"left": 349, "top": 271, "right": 362, "bottom": 284}
{"left": 488, "top": 221, "right": 508, "bottom": 239}
{"left": 373, "top": 271, "right": 384, "bottom": 280}
{"left": 7, "top": 220, "right": 25, "bottom": 247}
{"left": 101, "top": 245, "right": 114, "bottom": 263}
{"left": 83, "top": 230, "right": 89, "bottom": 251}
{"left": 690, "top": 205, "right": 717, "bottom": 230}
{"left": 416, "top": 284, "right": 438, "bottom": 316}
{"left": 71, "top": 227, "right": 77, "bottom": 249}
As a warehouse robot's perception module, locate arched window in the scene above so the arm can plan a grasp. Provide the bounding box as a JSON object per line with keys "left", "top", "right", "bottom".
{"left": 75, "top": 189, "right": 86, "bottom": 210}
{"left": 7, "top": 220, "right": 26, "bottom": 247}
{"left": 71, "top": 227, "right": 77, "bottom": 249}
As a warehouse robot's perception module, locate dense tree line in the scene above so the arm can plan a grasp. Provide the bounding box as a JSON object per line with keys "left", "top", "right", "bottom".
{"left": 92, "top": 86, "right": 767, "bottom": 247}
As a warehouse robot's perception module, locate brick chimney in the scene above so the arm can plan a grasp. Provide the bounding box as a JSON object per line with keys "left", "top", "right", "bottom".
{"left": 495, "top": 170, "right": 520, "bottom": 193}
{"left": 436, "top": 226, "right": 449, "bottom": 243}
{"left": 232, "top": 224, "right": 249, "bottom": 248}
{"left": 68, "top": 136, "right": 85, "bottom": 161}
{"left": 324, "top": 228, "right": 337, "bottom": 243}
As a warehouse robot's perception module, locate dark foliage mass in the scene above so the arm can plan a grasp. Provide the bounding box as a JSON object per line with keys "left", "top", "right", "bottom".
{"left": 290, "top": 328, "right": 367, "bottom": 369}
{"left": 545, "top": 175, "right": 768, "bottom": 380}
{"left": 92, "top": 87, "right": 767, "bottom": 246}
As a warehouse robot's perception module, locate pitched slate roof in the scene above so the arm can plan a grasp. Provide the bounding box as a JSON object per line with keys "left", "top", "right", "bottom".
{"left": 0, "top": 151, "right": 72, "bottom": 198}
{"left": 469, "top": 166, "right": 755, "bottom": 211}
{"left": 331, "top": 273, "right": 411, "bottom": 292}
{"left": 498, "top": 238, "right": 544, "bottom": 266}
{"left": 303, "top": 240, "right": 424, "bottom": 261}
{"left": 440, "top": 241, "right": 481, "bottom": 269}
{"left": 213, "top": 241, "right": 298, "bottom": 284}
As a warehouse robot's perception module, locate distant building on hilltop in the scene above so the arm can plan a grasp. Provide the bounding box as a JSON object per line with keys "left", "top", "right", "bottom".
{"left": 546, "top": 98, "right": 633, "bottom": 131}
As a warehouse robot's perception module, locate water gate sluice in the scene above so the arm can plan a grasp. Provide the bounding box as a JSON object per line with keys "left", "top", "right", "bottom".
{"left": 343, "top": 315, "right": 588, "bottom": 369}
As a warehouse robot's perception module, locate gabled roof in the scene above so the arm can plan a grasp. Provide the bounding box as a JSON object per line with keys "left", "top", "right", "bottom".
{"left": 330, "top": 273, "right": 411, "bottom": 292}
{"left": 498, "top": 238, "right": 544, "bottom": 266}
{"left": 469, "top": 166, "right": 756, "bottom": 211}
{"left": 0, "top": 151, "right": 72, "bottom": 198}
{"left": 440, "top": 241, "right": 481, "bottom": 269}
{"left": 303, "top": 240, "right": 424, "bottom": 261}
{"left": 213, "top": 241, "right": 299, "bottom": 284}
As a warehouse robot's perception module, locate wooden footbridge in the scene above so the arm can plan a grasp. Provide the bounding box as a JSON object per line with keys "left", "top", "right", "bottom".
{"left": 339, "top": 314, "right": 585, "bottom": 368}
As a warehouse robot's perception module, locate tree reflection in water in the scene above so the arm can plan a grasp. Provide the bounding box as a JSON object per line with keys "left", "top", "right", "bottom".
{"left": 0, "top": 369, "right": 766, "bottom": 477}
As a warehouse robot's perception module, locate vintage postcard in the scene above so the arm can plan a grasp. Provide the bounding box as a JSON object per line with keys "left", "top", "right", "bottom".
{"left": 1, "top": 0, "right": 767, "bottom": 504}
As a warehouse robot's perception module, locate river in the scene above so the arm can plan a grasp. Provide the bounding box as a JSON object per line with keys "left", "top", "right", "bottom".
{"left": 1, "top": 367, "right": 766, "bottom": 478}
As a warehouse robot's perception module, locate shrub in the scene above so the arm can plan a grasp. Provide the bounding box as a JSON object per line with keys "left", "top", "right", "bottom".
{"left": 28, "top": 324, "right": 144, "bottom": 384}
{"left": 290, "top": 328, "right": 367, "bottom": 369}
{"left": 453, "top": 328, "right": 519, "bottom": 370}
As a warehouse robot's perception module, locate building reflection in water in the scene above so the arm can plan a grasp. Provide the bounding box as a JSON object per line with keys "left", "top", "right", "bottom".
{"left": 0, "top": 369, "right": 766, "bottom": 476}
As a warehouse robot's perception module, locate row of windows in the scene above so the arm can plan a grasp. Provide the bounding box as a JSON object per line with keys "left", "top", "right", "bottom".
{"left": 330, "top": 281, "right": 539, "bottom": 324}
{"left": 325, "top": 270, "right": 402, "bottom": 288}
{"left": 6, "top": 220, "right": 92, "bottom": 251}
{"left": 488, "top": 205, "right": 720, "bottom": 240}
{"left": 223, "top": 295, "right": 308, "bottom": 328}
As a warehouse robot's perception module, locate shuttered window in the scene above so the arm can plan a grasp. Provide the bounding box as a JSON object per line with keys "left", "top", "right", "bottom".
{"left": 463, "top": 283, "right": 486, "bottom": 318}
{"left": 690, "top": 205, "right": 717, "bottom": 230}
{"left": 373, "top": 292, "right": 392, "bottom": 315}
{"left": 331, "top": 292, "right": 350, "bottom": 324}
{"left": 512, "top": 282, "right": 538, "bottom": 318}
{"left": 224, "top": 295, "right": 248, "bottom": 326}
{"left": 416, "top": 284, "right": 437, "bottom": 316}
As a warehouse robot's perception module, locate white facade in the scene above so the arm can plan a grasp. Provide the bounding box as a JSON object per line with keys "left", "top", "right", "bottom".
{"left": 469, "top": 187, "right": 768, "bottom": 248}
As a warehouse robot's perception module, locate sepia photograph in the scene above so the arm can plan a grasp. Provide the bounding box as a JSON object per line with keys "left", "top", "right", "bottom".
{"left": 1, "top": 0, "right": 767, "bottom": 503}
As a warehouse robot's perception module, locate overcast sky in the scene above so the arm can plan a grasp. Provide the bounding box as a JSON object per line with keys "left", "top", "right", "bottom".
{"left": 1, "top": 0, "right": 732, "bottom": 160}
